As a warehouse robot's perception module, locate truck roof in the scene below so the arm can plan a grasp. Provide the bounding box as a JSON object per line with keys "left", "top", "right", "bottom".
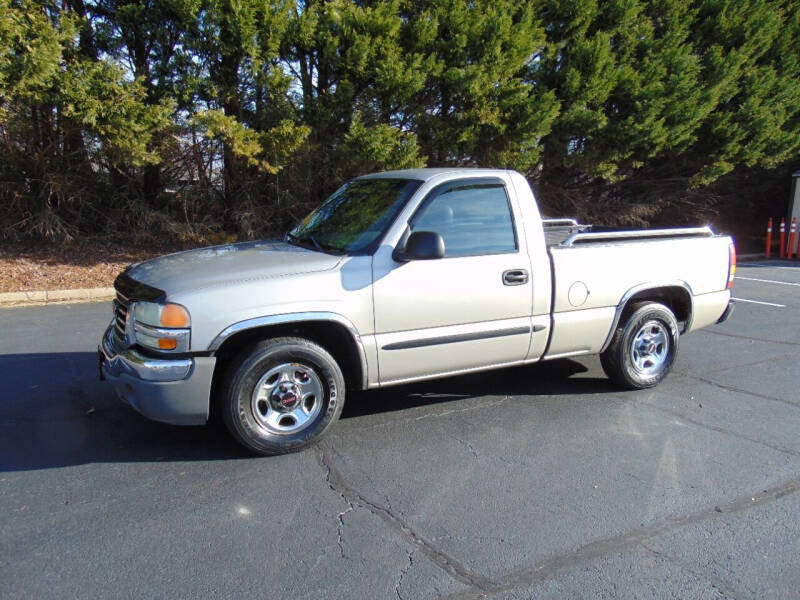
{"left": 356, "top": 167, "right": 511, "bottom": 182}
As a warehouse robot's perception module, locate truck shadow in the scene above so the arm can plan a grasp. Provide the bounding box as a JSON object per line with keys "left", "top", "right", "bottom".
{"left": 342, "top": 359, "right": 617, "bottom": 419}
{"left": 0, "top": 352, "right": 250, "bottom": 472}
{"left": 0, "top": 352, "right": 617, "bottom": 472}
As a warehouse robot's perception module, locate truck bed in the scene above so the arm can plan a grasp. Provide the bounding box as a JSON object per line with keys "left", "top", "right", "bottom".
{"left": 542, "top": 229, "right": 732, "bottom": 360}
{"left": 542, "top": 218, "right": 715, "bottom": 247}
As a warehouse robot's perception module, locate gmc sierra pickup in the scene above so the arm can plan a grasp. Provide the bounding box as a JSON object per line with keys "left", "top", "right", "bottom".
{"left": 99, "top": 168, "right": 736, "bottom": 454}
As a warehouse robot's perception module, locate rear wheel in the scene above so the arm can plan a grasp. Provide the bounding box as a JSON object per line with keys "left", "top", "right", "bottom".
{"left": 221, "top": 337, "right": 345, "bottom": 455}
{"left": 600, "top": 302, "right": 679, "bottom": 390}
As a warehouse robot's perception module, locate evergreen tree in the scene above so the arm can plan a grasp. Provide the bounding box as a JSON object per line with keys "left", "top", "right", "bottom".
{"left": 532, "top": 0, "right": 800, "bottom": 188}
{"left": 400, "top": 0, "right": 559, "bottom": 171}
{"left": 88, "top": 0, "right": 202, "bottom": 206}
{"left": 190, "top": 0, "right": 308, "bottom": 231}
{"left": 685, "top": 0, "right": 800, "bottom": 185}
{"left": 281, "top": 0, "right": 427, "bottom": 206}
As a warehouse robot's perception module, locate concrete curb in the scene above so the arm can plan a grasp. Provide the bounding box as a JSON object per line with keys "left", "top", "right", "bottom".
{"left": 0, "top": 287, "right": 115, "bottom": 307}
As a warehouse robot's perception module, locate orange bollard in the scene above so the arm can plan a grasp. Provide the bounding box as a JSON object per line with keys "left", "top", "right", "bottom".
{"left": 789, "top": 218, "right": 798, "bottom": 260}
{"left": 765, "top": 217, "right": 773, "bottom": 258}
{"left": 779, "top": 218, "right": 786, "bottom": 258}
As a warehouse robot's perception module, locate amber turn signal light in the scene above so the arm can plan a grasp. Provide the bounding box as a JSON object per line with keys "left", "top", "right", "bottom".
{"left": 160, "top": 304, "right": 190, "bottom": 328}
{"left": 158, "top": 338, "right": 178, "bottom": 350}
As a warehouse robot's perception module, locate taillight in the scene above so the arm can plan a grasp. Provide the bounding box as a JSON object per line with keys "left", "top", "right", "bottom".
{"left": 727, "top": 243, "right": 736, "bottom": 289}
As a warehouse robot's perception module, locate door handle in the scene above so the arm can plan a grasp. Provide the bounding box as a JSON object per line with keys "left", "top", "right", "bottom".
{"left": 503, "top": 269, "right": 529, "bottom": 286}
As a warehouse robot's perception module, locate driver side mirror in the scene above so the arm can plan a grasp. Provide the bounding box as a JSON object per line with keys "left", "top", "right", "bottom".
{"left": 393, "top": 230, "right": 445, "bottom": 262}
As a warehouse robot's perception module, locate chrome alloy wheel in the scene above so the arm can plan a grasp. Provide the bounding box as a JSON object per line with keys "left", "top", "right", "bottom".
{"left": 630, "top": 320, "right": 669, "bottom": 374}
{"left": 251, "top": 363, "right": 324, "bottom": 435}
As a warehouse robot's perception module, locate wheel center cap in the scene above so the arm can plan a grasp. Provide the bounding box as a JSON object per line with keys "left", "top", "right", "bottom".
{"left": 272, "top": 384, "right": 300, "bottom": 411}
{"left": 638, "top": 337, "right": 656, "bottom": 355}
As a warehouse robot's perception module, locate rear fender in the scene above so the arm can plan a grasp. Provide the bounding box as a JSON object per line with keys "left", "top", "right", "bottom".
{"left": 600, "top": 282, "right": 694, "bottom": 353}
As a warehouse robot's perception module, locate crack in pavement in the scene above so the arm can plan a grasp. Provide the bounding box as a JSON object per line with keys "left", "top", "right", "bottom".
{"left": 634, "top": 400, "right": 800, "bottom": 458}
{"left": 676, "top": 373, "right": 800, "bottom": 411}
{"left": 638, "top": 541, "right": 748, "bottom": 599}
{"left": 315, "top": 441, "right": 356, "bottom": 560}
{"left": 440, "top": 426, "right": 479, "bottom": 459}
{"left": 701, "top": 351, "right": 800, "bottom": 375}
{"left": 439, "top": 424, "right": 531, "bottom": 469}
{"left": 315, "top": 443, "right": 497, "bottom": 592}
{"left": 395, "top": 550, "right": 415, "bottom": 600}
{"left": 431, "top": 534, "right": 508, "bottom": 544}
{"left": 475, "top": 474, "right": 800, "bottom": 596}
{"left": 700, "top": 329, "right": 800, "bottom": 348}
{"left": 316, "top": 441, "right": 800, "bottom": 598}
{"left": 336, "top": 503, "right": 355, "bottom": 559}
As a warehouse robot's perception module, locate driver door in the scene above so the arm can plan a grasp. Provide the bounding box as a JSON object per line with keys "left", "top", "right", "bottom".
{"left": 372, "top": 178, "right": 533, "bottom": 384}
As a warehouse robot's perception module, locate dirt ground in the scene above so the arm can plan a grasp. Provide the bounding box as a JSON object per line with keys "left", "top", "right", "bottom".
{"left": 0, "top": 236, "right": 209, "bottom": 292}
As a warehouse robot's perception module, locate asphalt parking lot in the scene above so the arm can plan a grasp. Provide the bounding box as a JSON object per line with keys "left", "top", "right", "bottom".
{"left": 2, "top": 260, "right": 800, "bottom": 599}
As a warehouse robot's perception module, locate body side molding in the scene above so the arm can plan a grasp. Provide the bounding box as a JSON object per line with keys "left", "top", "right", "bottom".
{"left": 382, "top": 326, "right": 531, "bottom": 351}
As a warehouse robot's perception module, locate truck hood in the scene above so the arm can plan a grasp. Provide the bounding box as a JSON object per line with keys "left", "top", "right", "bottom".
{"left": 126, "top": 239, "right": 342, "bottom": 295}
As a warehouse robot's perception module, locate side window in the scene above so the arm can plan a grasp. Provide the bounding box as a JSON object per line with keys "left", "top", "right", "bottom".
{"left": 410, "top": 181, "right": 517, "bottom": 257}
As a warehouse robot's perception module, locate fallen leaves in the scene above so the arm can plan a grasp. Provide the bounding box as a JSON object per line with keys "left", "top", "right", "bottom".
{"left": 0, "top": 236, "right": 201, "bottom": 292}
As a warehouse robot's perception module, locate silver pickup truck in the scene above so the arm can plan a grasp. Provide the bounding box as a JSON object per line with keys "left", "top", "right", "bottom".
{"left": 99, "top": 168, "right": 735, "bottom": 454}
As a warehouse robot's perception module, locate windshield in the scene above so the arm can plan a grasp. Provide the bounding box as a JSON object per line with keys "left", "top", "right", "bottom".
{"left": 288, "top": 178, "right": 422, "bottom": 254}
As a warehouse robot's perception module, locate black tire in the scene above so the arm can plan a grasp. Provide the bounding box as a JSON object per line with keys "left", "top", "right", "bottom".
{"left": 600, "top": 302, "right": 679, "bottom": 390}
{"left": 221, "top": 337, "right": 345, "bottom": 455}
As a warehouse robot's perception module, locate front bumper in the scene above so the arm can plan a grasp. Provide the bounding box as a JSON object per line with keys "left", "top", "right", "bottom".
{"left": 99, "top": 325, "right": 215, "bottom": 425}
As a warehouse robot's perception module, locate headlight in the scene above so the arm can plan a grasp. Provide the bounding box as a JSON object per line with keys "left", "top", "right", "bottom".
{"left": 131, "top": 301, "right": 191, "bottom": 352}
{"left": 133, "top": 302, "right": 190, "bottom": 328}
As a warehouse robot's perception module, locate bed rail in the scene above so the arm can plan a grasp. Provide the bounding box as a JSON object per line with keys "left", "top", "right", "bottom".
{"left": 560, "top": 226, "right": 714, "bottom": 247}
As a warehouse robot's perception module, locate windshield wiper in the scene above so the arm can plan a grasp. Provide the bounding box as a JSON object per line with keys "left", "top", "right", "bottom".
{"left": 286, "top": 232, "right": 344, "bottom": 254}
{"left": 303, "top": 234, "right": 323, "bottom": 251}
{"left": 286, "top": 231, "right": 317, "bottom": 250}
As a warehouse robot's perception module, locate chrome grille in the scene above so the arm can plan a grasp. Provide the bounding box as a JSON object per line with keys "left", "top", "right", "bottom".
{"left": 113, "top": 291, "right": 130, "bottom": 341}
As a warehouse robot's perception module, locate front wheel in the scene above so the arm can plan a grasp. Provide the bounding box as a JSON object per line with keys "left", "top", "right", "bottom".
{"left": 221, "top": 337, "right": 345, "bottom": 455}
{"left": 600, "top": 302, "right": 679, "bottom": 390}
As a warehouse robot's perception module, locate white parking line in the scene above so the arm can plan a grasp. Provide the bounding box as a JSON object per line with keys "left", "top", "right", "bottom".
{"left": 736, "top": 276, "right": 800, "bottom": 287}
{"left": 732, "top": 297, "right": 786, "bottom": 307}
